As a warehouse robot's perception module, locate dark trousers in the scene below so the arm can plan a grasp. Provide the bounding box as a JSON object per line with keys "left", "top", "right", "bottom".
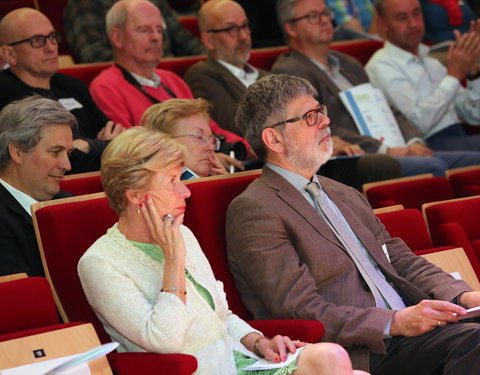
{"left": 370, "top": 322, "right": 480, "bottom": 375}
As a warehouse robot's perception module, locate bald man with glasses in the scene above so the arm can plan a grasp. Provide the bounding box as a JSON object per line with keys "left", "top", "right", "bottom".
{"left": 0, "top": 8, "right": 123, "bottom": 174}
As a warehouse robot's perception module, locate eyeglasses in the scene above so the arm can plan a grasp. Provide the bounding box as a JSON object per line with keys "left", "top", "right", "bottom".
{"left": 288, "top": 10, "right": 335, "bottom": 24}
{"left": 8, "top": 31, "right": 62, "bottom": 48}
{"left": 268, "top": 105, "right": 328, "bottom": 128}
{"left": 173, "top": 133, "right": 221, "bottom": 151}
{"left": 207, "top": 22, "right": 251, "bottom": 38}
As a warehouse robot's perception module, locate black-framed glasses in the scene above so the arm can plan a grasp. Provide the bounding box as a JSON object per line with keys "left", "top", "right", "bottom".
{"left": 8, "top": 31, "right": 61, "bottom": 48}
{"left": 268, "top": 105, "right": 328, "bottom": 128}
{"left": 207, "top": 22, "right": 251, "bottom": 38}
{"left": 288, "top": 10, "right": 335, "bottom": 24}
{"left": 173, "top": 133, "right": 221, "bottom": 151}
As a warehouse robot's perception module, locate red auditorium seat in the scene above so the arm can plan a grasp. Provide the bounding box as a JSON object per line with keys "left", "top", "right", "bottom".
{"left": 375, "top": 208, "right": 450, "bottom": 253}
{"left": 423, "top": 196, "right": 480, "bottom": 274}
{"left": 0, "top": 276, "right": 84, "bottom": 353}
{"left": 330, "top": 39, "right": 384, "bottom": 65}
{"left": 31, "top": 193, "right": 197, "bottom": 375}
{"left": 178, "top": 15, "right": 200, "bottom": 39}
{"left": 364, "top": 174, "right": 454, "bottom": 210}
{"left": 60, "top": 171, "right": 103, "bottom": 196}
{"left": 183, "top": 170, "right": 325, "bottom": 342}
{"left": 446, "top": 166, "right": 480, "bottom": 198}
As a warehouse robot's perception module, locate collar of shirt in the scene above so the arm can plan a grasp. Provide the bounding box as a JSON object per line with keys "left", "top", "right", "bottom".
{"left": 0, "top": 178, "right": 38, "bottom": 216}
{"left": 131, "top": 71, "right": 162, "bottom": 88}
{"left": 266, "top": 162, "right": 319, "bottom": 207}
{"left": 216, "top": 59, "right": 259, "bottom": 88}
{"left": 383, "top": 41, "right": 430, "bottom": 65}
{"left": 309, "top": 53, "right": 354, "bottom": 92}
{"left": 310, "top": 53, "right": 341, "bottom": 75}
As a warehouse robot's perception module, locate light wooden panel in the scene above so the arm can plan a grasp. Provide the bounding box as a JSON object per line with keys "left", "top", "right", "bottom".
{"left": 0, "top": 323, "right": 112, "bottom": 374}
{"left": 421, "top": 247, "right": 480, "bottom": 291}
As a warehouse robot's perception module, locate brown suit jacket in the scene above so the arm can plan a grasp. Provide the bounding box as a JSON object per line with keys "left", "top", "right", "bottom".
{"left": 184, "top": 55, "right": 269, "bottom": 137}
{"left": 226, "top": 166, "right": 471, "bottom": 370}
{"left": 271, "top": 50, "right": 423, "bottom": 153}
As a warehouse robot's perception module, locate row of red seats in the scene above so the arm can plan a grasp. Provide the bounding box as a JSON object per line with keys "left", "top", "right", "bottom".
{"left": 364, "top": 166, "right": 480, "bottom": 211}
{"left": 58, "top": 39, "right": 384, "bottom": 86}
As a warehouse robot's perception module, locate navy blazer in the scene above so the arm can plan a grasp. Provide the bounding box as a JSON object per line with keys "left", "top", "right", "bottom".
{"left": 0, "top": 184, "right": 72, "bottom": 276}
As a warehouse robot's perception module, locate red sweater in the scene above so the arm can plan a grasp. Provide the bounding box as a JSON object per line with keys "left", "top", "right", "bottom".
{"left": 90, "top": 65, "right": 248, "bottom": 148}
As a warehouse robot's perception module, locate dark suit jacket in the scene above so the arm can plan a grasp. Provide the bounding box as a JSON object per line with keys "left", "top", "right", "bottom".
{"left": 0, "top": 184, "right": 72, "bottom": 277}
{"left": 271, "top": 50, "right": 423, "bottom": 153}
{"left": 0, "top": 69, "right": 109, "bottom": 174}
{"left": 226, "top": 166, "right": 471, "bottom": 370}
{"left": 184, "top": 55, "right": 269, "bottom": 137}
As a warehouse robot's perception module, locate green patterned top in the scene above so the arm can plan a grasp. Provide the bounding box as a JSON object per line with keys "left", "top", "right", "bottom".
{"left": 130, "top": 241, "right": 215, "bottom": 310}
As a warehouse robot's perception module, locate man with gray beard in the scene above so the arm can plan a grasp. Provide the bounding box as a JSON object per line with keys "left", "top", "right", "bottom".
{"left": 226, "top": 74, "right": 480, "bottom": 374}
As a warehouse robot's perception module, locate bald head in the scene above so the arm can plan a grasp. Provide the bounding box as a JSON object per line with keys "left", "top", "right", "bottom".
{"left": 0, "top": 8, "right": 53, "bottom": 46}
{"left": 198, "top": 0, "right": 251, "bottom": 68}
{"left": 198, "top": 0, "right": 236, "bottom": 32}
{"left": 106, "top": 0, "right": 161, "bottom": 37}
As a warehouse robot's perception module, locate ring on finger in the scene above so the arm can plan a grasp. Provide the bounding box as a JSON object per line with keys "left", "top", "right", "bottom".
{"left": 163, "top": 214, "right": 173, "bottom": 222}
{"left": 436, "top": 320, "right": 441, "bottom": 327}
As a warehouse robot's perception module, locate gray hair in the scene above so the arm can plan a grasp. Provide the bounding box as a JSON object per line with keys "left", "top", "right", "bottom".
{"left": 106, "top": 0, "right": 129, "bottom": 37}
{"left": 235, "top": 74, "right": 317, "bottom": 161}
{"left": 276, "top": 0, "right": 299, "bottom": 42}
{"left": 0, "top": 96, "right": 77, "bottom": 171}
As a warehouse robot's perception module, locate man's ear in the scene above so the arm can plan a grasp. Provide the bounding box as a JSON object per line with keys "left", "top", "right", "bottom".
{"left": 261, "top": 127, "right": 285, "bottom": 154}
{"left": 8, "top": 143, "right": 23, "bottom": 164}
{"left": 376, "top": 15, "right": 387, "bottom": 38}
{"left": 283, "top": 22, "right": 296, "bottom": 39}
{"left": 110, "top": 27, "right": 123, "bottom": 49}
{"left": 1, "top": 46, "right": 16, "bottom": 66}
{"left": 200, "top": 31, "right": 215, "bottom": 51}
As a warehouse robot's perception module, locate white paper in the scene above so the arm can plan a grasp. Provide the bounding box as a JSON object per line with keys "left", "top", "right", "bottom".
{"left": 460, "top": 306, "right": 480, "bottom": 320}
{"left": 243, "top": 347, "right": 305, "bottom": 371}
{"left": 0, "top": 355, "right": 90, "bottom": 375}
{"left": 230, "top": 338, "right": 306, "bottom": 371}
{"left": 58, "top": 98, "right": 83, "bottom": 111}
{"left": 339, "top": 83, "right": 406, "bottom": 147}
{"left": 450, "top": 272, "right": 462, "bottom": 280}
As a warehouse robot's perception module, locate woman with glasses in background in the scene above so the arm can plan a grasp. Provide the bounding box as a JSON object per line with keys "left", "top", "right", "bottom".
{"left": 141, "top": 98, "right": 230, "bottom": 180}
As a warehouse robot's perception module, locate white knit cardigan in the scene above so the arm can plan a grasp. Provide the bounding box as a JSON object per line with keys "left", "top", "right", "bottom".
{"left": 78, "top": 223, "right": 259, "bottom": 374}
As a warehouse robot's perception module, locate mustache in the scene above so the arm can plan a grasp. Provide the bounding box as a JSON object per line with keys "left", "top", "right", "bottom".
{"left": 317, "top": 126, "right": 331, "bottom": 142}
{"left": 235, "top": 41, "right": 251, "bottom": 50}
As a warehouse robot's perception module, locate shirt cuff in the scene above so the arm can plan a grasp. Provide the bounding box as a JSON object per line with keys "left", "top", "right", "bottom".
{"left": 406, "top": 137, "right": 426, "bottom": 146}
{"left": 383, "top": 319, "right": 392, "bottom": 339}
{"left": 377, "top": 143, "right": 389, "bottom": 154}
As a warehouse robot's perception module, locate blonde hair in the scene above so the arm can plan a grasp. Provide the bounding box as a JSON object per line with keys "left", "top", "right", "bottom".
{"left": 101, "top": 127, "right": 185, "bottom": 214}
{"left": 141, "top": 98, "right": 211, "bottom": 134}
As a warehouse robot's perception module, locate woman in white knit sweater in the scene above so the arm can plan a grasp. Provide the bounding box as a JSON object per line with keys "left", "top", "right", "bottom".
{"left": 78, "top": 127, "right": 369, "bottom": 375}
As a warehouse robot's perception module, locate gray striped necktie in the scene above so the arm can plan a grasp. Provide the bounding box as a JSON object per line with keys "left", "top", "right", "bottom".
{"left": 305, "top": 181, "right": 405, "bottom": 310}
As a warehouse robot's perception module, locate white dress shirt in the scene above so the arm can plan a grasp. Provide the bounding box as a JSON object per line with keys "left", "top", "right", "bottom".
{"left": 0, "top": 178, "right": 37, "bottom": 216}
{"left": 217, "top": 59, "right": 259, "bottom": 88}
{"left": 366, "top": 41, "right": 480, "bottom": 138}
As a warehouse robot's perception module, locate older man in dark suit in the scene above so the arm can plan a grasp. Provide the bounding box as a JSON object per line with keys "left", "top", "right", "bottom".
{"left": 0, "top": 96, "right": 75, "bottom": 276}
{"left": 226, "top": 73, "right": 480, "bottom": 374}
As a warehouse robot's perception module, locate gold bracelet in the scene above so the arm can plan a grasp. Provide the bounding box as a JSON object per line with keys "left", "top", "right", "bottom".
{"left": 253, "top": 336, "right": 271, "bottom": 357}
{"left": 161, "top": 287, "right": 187, "bottom": 295}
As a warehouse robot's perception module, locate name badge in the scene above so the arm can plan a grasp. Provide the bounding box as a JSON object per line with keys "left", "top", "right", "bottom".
{"left": 58, "top": 98, "right": 83, "bottom": 111}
